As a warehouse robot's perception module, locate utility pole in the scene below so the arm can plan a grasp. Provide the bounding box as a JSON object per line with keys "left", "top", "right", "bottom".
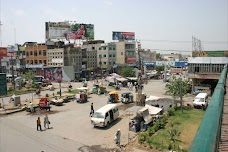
{"left": 10, "top": 52, "right": 15, "bottom": 90}
{"left": 136, "top": 41, "right": 144, "bottom": 106}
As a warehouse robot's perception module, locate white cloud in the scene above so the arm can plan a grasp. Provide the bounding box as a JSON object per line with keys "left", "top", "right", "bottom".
{"left": 104, "top": 0, "right": 113, "bottom": 6}
{"left": 14, "top": 9, "right": 25, "bottom": 17}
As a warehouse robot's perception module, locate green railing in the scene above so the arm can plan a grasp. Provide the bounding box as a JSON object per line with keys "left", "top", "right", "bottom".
{"left": 189, "top": 65, "right": 227, "bottom": 152}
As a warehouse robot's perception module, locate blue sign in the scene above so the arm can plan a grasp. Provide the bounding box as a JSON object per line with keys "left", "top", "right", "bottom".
{"left": 143, "top": 62, "right": 156, "bottom": 66}
{"left": 175, "top": 62, "right": 188, "bottom": 67}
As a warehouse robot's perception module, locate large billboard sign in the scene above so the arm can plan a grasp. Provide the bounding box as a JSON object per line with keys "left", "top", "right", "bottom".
{"left": 0, "top": 47, "right": 7, "bottom": 59}
{"left": 44, "top": 67, "right": 62, "bottom": 82}
{"left": 65, "top": 23, "right": 94, "bottom": 40}
{"left": 46, "top": 22, "right": 94, "bottom": 40}
{"left": 112, "top": 31, "right": 135, "bottom": 40}
{"left": 192, "top": 50, "right": 228, "bottom": 57}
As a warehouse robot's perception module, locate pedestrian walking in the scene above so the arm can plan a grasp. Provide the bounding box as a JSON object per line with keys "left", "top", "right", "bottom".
{"left": 90, "top": 103, "right": 94, "bottom": 117}
{"left": 115, "top": 129, "right": 121, "bottom": 147}
{"left": 44, "top": 114, "right": 50, "bottom": 129}
{"left": 37, "top": 117, "right": 42, "bottom": 131}
{"left": 30, "top": 102, "right": 34, "bottom": 113}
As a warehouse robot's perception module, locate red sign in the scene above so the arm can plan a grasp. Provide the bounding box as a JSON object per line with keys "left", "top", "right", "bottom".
{"left": 122, "top": 32, "right": 135, "bottom": 37}
{"left": 126, "top": 56, "right": 136, "bottom": 63}
{"left": 0, "top": 47, "right": 7, "bottom": 59}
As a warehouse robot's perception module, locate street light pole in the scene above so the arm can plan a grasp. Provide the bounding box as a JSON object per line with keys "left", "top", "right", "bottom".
{"left": 11, "top": 53, "right": 15, "bottom": 90}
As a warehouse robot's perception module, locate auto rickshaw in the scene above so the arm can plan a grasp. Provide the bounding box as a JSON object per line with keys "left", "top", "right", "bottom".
{"left": 75, "top": 92, "right": 88, "bottom": 103}
{"left": 121, "top": 92, "right": 134, "bottom": 104}
{"left": 108, "top": 91, "right": 119, "bottom": 103}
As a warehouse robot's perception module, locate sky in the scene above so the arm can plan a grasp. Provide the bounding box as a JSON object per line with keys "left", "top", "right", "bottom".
{"left": 0, "top": 0, "right": 228, "bottom": 54}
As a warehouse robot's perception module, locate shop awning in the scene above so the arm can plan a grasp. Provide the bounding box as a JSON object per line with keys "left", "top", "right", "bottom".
{"left": 145, "top": 104, "right": 162, "bottom": 115}
{"left": 116, "top": 77, "right": 128, "bottom": 82}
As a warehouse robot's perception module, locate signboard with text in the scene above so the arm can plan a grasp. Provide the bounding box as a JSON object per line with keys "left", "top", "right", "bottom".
{"left": 126, "top": 56, "right": 136, "bottom": 63}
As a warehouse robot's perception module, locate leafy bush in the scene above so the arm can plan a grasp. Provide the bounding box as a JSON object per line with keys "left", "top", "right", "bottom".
{"left": 138, "top": 132, "right": 148, "bottom": 144}
{"left": 168, "top": 108, "right": 175, "bottom": 116}
{"left": 57, "top": 91, "right": 60, "bottom": 95}
{"left": 8, "top": 87, "right": 13, "bottom": 91}
{"left": 46, "top": 93, "right": 49, "bottom": 97}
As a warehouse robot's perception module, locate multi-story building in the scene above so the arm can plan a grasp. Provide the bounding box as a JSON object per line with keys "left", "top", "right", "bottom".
{"left": 188, "top": 50, "right": 228, "bottom": 94}
{"left": 115, "top": 41, "right": 136, "bottom": 66}
{"left": 47, "top": 48, "right": 64, "bottom": 66}
{"left": 25, "top": 42, "right": 47, "bottom": 66}
{"left": 63, "top": 45, "right": 82, "bottom": 72}
{"left": 97, "top": 43, "right": 116, "bottom": 69}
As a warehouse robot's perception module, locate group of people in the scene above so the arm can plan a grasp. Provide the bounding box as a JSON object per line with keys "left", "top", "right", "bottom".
{"left": 36, "top": 113, "right": 51, "bottom": 131}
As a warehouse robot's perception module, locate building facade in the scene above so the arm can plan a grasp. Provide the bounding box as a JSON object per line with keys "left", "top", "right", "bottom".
{"left": 115, "top": 41, "right": 136, "bottom": 66}
{"left": 188, "top": 55, "right": 228, "bottom": 93}
{"left": 47, "top": 48, "right": 64, "bottom": 66}
{"left": 25, "top": 43, "right": 47, "bottom": 66}
{"left": 97, "top": 43, "right": 116, "bottom": 69}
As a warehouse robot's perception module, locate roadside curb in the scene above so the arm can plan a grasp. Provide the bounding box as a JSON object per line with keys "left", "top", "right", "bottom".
{"left": 0, "top": 108, "right": 25, "bottom": 115}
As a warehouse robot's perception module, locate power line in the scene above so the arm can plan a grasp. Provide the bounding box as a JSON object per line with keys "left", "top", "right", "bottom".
{"left": 138, "top": 39, "right": 228, "bottom": 44}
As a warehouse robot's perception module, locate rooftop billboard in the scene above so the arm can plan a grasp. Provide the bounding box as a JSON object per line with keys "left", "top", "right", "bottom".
{"left": 46, "top": 22, "right": 94, "bottom": 40}
{"left": 112, "top": 31, "right": 135, "bottom": 40}
{"left": 192, "top": 50, "right": 228, "bottom": 57}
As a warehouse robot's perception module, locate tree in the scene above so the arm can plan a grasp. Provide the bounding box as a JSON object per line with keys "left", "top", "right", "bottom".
{"left": 166, "top": 77, "right": 190, "bottom": 113}
{"left": 120, "top": 67, "right": 135, "bottom": 77}
{"left": 155, "top": 66, "right": 164, "bottom": 73}
{"left": 22, "top": 72, "right": 35, "bottom": 84}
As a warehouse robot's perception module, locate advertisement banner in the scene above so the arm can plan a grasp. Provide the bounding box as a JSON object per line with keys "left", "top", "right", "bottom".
{"left": 66, "top": 23, "right": 94, "bottom": 40}
{"left": 44, "top": 67, "right": 63, "bottom": 82}
{"left": 112, "top": 31, "right": 135, "bottom": 40}
{"left": 0, "top": 47, "right": 7, "bottom": 59}
{"left": 45, "top": 22, "right": 70, "bottom": 40}
{"left": 7, "top": 44, "right": 18, "bottom": 52}
{"left": 192, "top": 50, "right": 228, "bottom": 57}
{"left": 126, "top": 56, "right": 136, "bottom": 63}
{"left": 46, "top": 22, "right": 94, "bottom": 40}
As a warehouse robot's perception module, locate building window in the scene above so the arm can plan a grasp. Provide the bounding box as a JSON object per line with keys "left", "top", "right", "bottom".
{"left": 34, "top": 50, "right": 37, "bottom": 56}
{"left": 26, "top": 52, "right": 29, "bottom": 56}
{"left": 109, "top": 54, "right": 112, "bottom": 57}
{"left": 30, "top": 51, "right": 33, "bottom": 56}
{"left": 104, "top": 62, "right": 106, "bottom": 65}
{"left": 43, "top": 50, "right": 46, "bottom": 56}
{"left": 99, "top": 54, "right": 102, "bottom": 58}
{"left": 104, "top": 54, "right": 106, "bottom": 57}
{"left": 39, "top": 60, "right": 42, "bottom": 64}
{"left": 39, "top": 50, "right": 42, "bottom": 56}
{"left": 113, "top": 54, "right": 116, "bottom": 57}
{"left": 103, "top": 47, "right": 106, "bottom": 50}
{"left": 109, "top": 62, "right": 111, "bottom": 65}
{"left": 34, "top": 60, "right": 38, "bottom": 64}
{"left": 109, "top": 47, "right": 112, "bottom": 50}
{"left": 99, "top": 62, "right": 102, "bottom": 65}
{"left": 99, "top": 47, "right": 101, "bottom": 50}
{"left": 113, "top": 47, "right": 116, "bottom": 50}
{"left": 113, "top": 62, "right": 115, "bottom": 64}
{"left": 121, "top": 52, "right": 123, "bottom": 55}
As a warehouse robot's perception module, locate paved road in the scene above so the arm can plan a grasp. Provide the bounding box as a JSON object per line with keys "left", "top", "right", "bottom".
{"left": 0, "top": 79, "right": 195, "bottom": 152}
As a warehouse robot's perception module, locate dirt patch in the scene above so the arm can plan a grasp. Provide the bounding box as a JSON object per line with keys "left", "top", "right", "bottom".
{"left": 26, "top": 110, "right": 60, "bottom": 115}
{"left": 78, "top": 145, "right": 121, "bottom": 152}
{"left": 118, "top": 103, "right": 135, "bottom": 111}
{"left": 125, "top": 140, "right": 160, "bottom": 152}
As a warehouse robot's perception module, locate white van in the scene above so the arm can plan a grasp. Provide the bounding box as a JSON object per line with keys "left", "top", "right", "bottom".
{"left": 193, "top": 93, "right": 208, "bottom": 108}
{"left": 91, "top": 104, "right": 119, "bottom": 127}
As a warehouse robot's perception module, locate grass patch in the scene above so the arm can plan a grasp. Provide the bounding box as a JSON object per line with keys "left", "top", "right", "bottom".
{"left": 139, "top": 107, "right": 205, "bottom": 151}
{"left": 64, "top": 89, "right": 80, "bottom": 94}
